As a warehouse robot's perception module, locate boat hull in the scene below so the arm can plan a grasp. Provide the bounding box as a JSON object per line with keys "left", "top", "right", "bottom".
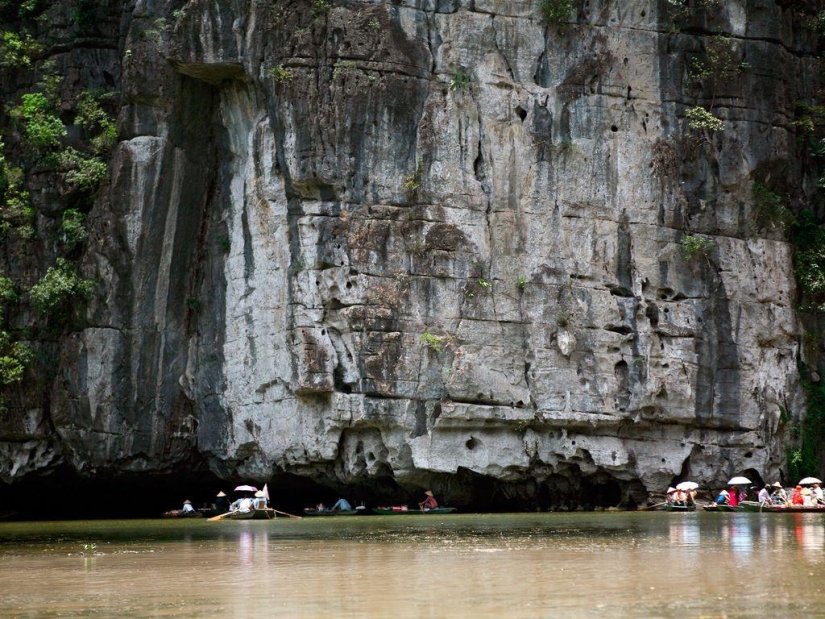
{"left": 373, "top": 507, "right": 457, "bottom": 515}
{"left": 303, "top": 509, "right": 362, "bottom": 517}
{"left": 226, "top": 508, "right": 276, "bottom": 520}
{"left": 665, "top": 504, "right": 696, "bottom": 512}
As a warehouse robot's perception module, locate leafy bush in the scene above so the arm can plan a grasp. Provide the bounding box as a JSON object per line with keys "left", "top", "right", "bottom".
{"left": 792, "top": 211, "right": 825, "bottom": 311}
{"left": 29, "top": 258, "right": 95, "bottom": 317}
{"left": 421, "top": 331, "right": 445, "bottom": 353}
{"left": 0, "top": 164, "right": 36, "bottom": 240}
{"left": 61, "top": 208, "right": 87, "bottom": 249}
{"left": 540, "top": 0, "right": 573, "bottom": 32}
{"left": 0, "top": 275, "right": 17, "bottom": 307}
{"left": 685, "top": 106, "right": 724, "bottom": 132}
{"left": 270, "top": 65, "right": 294, "bottom": 82}
{"left": 679, "top": 235, "right": 714, "bottom": 261}
{"left": 788, "top": 367, "right": 825, "bottom": 483}
{"left": 0, "top": 330, "right": 32, "bottom": 386}
{"left": 73, "top": 92, "right": 117, "bottom": 154}
{"left": 14, "top": 92, "right": 66, "bottom": 151}
{"left": 57, "top": 148, "right": 108, "bottom": 193}
{"left": 752, "top": 183, "right": 794, "bottom": 234}
{"left": 0, "top": 31, "right": 43, "bottom": 68}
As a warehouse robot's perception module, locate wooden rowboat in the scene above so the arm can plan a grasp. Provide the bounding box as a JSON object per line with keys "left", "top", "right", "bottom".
{"left": 302, "top": 508, "right": 363, "bottom": 516}
{"left": 372, "top": 506, "right": 457, "bottom": 515}
{"left": 225, "top": 508, "right": 276, "bottom": 520}
{"left": 163, "top": 509, "right": 203, "bottom": 518}
{"left": 665, "top": 503, "right": 696, "bottom": 512}
{"left": 702, "top": 504, "right": 738, "bottom": 512}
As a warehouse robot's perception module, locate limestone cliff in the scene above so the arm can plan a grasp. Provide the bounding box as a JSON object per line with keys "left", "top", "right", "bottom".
{"left": 1, "top": 0, "right": 821, "bottom": 508}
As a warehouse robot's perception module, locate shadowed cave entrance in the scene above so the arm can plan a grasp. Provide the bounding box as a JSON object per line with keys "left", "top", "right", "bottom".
{"left": 0, "top": 467, "right": 636, "bottom": 519}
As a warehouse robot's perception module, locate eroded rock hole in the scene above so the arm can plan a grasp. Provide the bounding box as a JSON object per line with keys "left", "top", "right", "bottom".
{"left": 515, "top": 106, "right": 527, "bottom": 122}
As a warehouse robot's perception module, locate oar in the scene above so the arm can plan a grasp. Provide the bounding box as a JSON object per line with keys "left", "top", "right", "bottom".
{"left": 272, "top": 509, "right": 302, "bottom": 519}
{"left": 640, "top": 501, "right": 666, "bottom": 511}
{"left": 207, "top": 511, "right": 234, "bottom": 522}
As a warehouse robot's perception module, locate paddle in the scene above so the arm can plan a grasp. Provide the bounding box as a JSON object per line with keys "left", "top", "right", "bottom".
{"left": 207, "top": 511, "right": 233, "bottom": 522}
{"left": 272, "top": 509, "right": 302, "bottom": 519}
{"left": 640, "top": 501, "right": 666, "bottom": 511}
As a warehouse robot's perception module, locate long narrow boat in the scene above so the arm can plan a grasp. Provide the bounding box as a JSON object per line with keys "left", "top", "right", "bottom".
{"left": 162, "top": 509, "right": 203, "bottom": 518}
{"left": 225, "top": 508, "right": 277, "bottom": 520}
{"left": 372, "top": 506, "right": 457, "bottom": 515}
{"left": 760, "top": 505, "right": 825, "bottom": 514}
{"left": 665, "top": 503, "right": 696, "bottom": 512}
{"left": 702, "top": 504, "right": 738, "bottom": 512}
{"left": 303, "top": 508, "right": 361, "bottom": 517}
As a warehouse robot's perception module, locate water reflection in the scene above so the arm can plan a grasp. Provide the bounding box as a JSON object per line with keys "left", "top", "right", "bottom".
{"left": 1, "top": 514, "right": 825, "bottom": 618}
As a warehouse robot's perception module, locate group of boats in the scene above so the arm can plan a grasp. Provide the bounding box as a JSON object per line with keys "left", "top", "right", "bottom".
{"left": 663, "top": 475, "right": 825, "bottom": 514}
{"left": 164, "top": 484, "right": 457, "bottom": 520}
{"left": 302, "top": 505, "right": 457, "bottom": 516}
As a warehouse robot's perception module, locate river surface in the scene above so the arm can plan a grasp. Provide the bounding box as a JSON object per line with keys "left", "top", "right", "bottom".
{"left": 1, "top": 512, "right": 824, "bottom": 618}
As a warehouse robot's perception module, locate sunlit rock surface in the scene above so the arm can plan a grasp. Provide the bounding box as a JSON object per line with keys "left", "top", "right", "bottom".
{"left": 2, "top": 0, "right": 820, "bottom": 507}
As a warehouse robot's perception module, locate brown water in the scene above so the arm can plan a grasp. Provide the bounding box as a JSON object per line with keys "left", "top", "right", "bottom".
{"left": 0, "top": 512, "right": 824, "bottom": 618}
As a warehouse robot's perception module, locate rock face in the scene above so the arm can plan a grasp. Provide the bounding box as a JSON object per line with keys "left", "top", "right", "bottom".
{"left": 2, "top": 0, "right": 820, "bottom": 507}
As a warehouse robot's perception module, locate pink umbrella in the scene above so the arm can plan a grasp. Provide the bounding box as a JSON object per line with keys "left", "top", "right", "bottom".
{"left": 234, "top": 485, "right": 258, "bottom": 493}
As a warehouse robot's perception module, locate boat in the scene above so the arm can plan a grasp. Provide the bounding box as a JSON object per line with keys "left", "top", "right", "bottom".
{"left": 303, "top": 507, "right": 363, "bottom": 516}
{"left": 702, "top": 503, "right": 738, "bottom": 512}
{"left": 162, "top": 509, "right": 203, "bottom": 518}
{"left": 665, "top": 503, "right": 696, "bottom": 512}
{"left": 372, "top": 506, "right": 457, "bottom": 515}
{"left": 759, "top": 504, "right": 825, "bottom": 514}
{"left": 225, "top": 508, "right": 277, "bottom": 520}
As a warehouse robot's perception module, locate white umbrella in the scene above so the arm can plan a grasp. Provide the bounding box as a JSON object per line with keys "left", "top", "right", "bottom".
{"left": 727, "top": 476, "right": 751, "bottom": 485}
{"left": 676, "top": 481, "right": 699, "bottom": 491}
{"left": 799, "top": 477, "right": 823, "bottom": 485}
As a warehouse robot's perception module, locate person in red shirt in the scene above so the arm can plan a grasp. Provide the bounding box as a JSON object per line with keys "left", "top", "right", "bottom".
{"left": 728, "top": 486, "right": 739, "bottom": 507}
{"left": 419, "top": 490, "right": 438, "bottom": 511}
{"left": 792, "top": 485, "right": 805, "bottom": 505}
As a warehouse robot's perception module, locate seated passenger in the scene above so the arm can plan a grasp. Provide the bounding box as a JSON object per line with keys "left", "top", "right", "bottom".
{"left": 770, "top": 482, "right": 787, "bottom": 505}
{"left": 716, "top": 489, "right": 730, "bottom": 505}
{"left": 728, "top": 487, "right": 739, "bottom": 508}
{"left": 792, "top": 485, "right": 804, "bottom": 506}
{"left": 253, "top": 491, "right": 268, "bottom": 509}
{"left": 181, "top": 499, "right": 195, "bottom": 514}
{"left": 757, "top": 485, "right": 771, "bottom": 504}
{"left": 331, "top": 498, "right": 352, "bottom": 511}
{"left": 419, "top": 490, "right": 438, "bottom": 511}
{"left": 666, "top": 487, "right": 677, "bottom": 505}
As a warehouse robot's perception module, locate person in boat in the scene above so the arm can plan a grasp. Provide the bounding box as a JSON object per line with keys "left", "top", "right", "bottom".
{"left": 666, "top": 487, "right": 677, "bottom": 506}
{"left": 181, "top": 499, "right": 195, "bottom": 514}
{"left": 331, "top": 498, "right": 352, "bottom": 511}
{"left": 791, "top": 485, "right": 805, "bottom": 506}
{"left": 672, "top": 489, "right": 688, "bottom": 506}
{"left": 230, "top": 495, "right": 255, "bottom": 513}
{"left": 419, "top": 490, "right": 438, "bottom": 511}
{"left": 801, "top": 487, "right": 814, "bottom": 507}
{"left": 728, "top": 487, "right": 739, "bottom": 508}
{"left": 253, "top": 491, "right": 268, "bottom": 510}
{"left": 716, "top": 488, "right": 730, "bottom": 505}
{"left": 757, "top": 485, "right": 771, "bottom": 505}
{"left": 813, "top": 482, "right": 824, "bottom": 505}
{"left": 215, "top": 491, "right": 229, "bottom": 513}
{"left": 770, "top": 482, "right": 787, "bottom": 505}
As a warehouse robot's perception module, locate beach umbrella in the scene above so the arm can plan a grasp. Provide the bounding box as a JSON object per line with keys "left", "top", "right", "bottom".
{"left": 676, "top": 481, "right": 699, "bottom": 491}
{"left": 799, "top": 477, "right": 823, "bottom": 485}
{"left": 234, "top": 484, "right": 258, "bottom": 492}
{"left": 727, "top": 476, "right": 751, "bottom": 485}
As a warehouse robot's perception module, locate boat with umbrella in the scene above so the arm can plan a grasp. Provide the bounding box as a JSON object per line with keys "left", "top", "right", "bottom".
{"left": 666, "top": 481, "right": 698, "bottom": 511}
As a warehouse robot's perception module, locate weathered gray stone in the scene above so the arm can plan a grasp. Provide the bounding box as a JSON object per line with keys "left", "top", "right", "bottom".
{"left": 0, "top": 0, "right": 820, "bottom": 506}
